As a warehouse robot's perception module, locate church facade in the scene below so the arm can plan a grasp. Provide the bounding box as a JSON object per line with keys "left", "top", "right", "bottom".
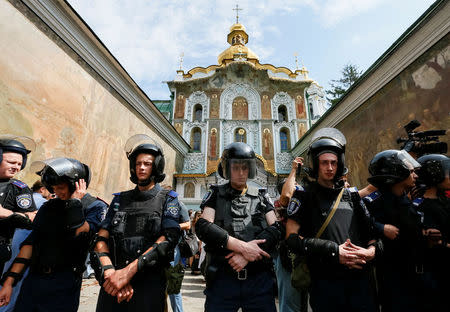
{"left": 163, "top": 22, "right": 328, "bottom": 208}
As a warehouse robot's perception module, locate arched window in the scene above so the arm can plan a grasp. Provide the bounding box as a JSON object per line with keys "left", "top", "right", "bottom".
{"left": 193, "top": 104, "right": 203, "bottom": 122}
{"left": 280, "top": 128, "right": 291, "bottom": 151}
{"left": 234, "top": 128, "right": 247, "bottom": 143}
{"left": 190, "top": 127, "right": 202, "bottom": 151}
{"left": 278, "top": 105, "right": 287, "bottom": 122}
{"left": 232, "top": 97, "right": 248, "bottom": 119}
{"left": 184, "top": 182, "right": 195, "bottom": 198}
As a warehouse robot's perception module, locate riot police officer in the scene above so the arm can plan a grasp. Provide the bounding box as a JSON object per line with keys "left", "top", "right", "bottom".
{"left": 0, "top": 157, "right": 105, "bottom": 311}
{"left": 92, "top": 134, "right": 181, "bottom": 312}
{"left": 364, "top": 149, "right": 422, "bottom": 312}
{"left": 286, "top": 128, "right": 379, "bottom": 312}
{"left": 195, "top": 142, "right": 282, "bottom": 312}
{"left": 0, "top": 135, "right": 37, "bottom": 272}
{"left": 413, "top": 154, "right": 449, "bottom": 311}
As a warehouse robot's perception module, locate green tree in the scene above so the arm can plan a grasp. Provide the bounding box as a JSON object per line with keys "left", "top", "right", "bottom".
{"left": 326, "top": 64, "right": 362, "bottom": 106}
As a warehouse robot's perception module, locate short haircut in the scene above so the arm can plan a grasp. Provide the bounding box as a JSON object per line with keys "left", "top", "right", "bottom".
{"left": 31, "top": 180, "right": 45, "bottom": 192}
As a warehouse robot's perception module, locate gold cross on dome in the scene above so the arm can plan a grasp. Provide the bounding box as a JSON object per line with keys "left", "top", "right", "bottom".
{"left": 233, "top": 4, "right": 242, "bottom": 23}
{"left": 179, "top": 52, "right": 184, "bottom": 70}
{"left": 294, "top": 52, "right": 299, "bottom": 70}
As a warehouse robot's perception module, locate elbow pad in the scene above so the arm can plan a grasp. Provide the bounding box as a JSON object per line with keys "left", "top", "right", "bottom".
{"left": 89, "top": 251, "right": 114, "bottom": 285}
{"left": 137, "top": 241, "right": 171, "bottom": 271}
{"left": 64, "top": 199, "right": 85, "bottom": 230}
{"left": 195, "top": 218, "right": 229, "bottom": 249}
{"left": 0, "top": 257, "right": 31, "bottom": 287}
{"left": 256, "top": 222, "right": 284, "bottom": 253}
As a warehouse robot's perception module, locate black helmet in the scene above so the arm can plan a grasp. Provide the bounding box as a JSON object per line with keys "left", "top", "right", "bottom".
{"left": 0, "top": 135, "right": 36, "bottom": 170}
{"left": 368, "top": 149, "right": 420, "bottom": 187}
{"left": 416, "top": 154, "right": 449, "bottom": 186}
{"left": 31, "top": 158, "right": 91, "bottom": 194}
{"left": 308, "top": 128, "right": 346, "bottom": 179}
{"left": 125, "top": 134, "right": 165, "bottom": 186}
{"left": 218, "top": 142, "right": 256, "bottom": 180}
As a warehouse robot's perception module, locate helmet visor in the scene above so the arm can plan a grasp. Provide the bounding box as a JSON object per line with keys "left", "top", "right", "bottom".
{"left": 228, "top": 158, "right": 256, "bottom": 179}
{"left": 310, "top": 128, "right": 346, "bottom": 147}
{"left": 398, "top": 150, "right": 421, "bottom": 170}
{"left": 31, "top": 158, "right": 80, "bottom": 179}
{"left": 0, "top": 134, "right": 36, "bottom": 153}
{"left": 125, "top": 134, "right": 162, "bottom": 158}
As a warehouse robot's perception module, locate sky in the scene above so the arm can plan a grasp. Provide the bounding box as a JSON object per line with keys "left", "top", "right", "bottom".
{"left": 68, "top": 0, "right": 437, "bottom": 101}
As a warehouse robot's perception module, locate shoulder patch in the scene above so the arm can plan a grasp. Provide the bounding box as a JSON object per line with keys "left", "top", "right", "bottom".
{"left": 11, "top": 180, "right": 27, "bottom": 189}
{"left": 364, "top": 191, "right": 381, "bottom": 203}
{"left": 16, "top": 193, "right": 32, "bottom": 209}
{"left": 201, "top": 189, "right": 214, "bottom": 205}
{"left": 287, "top": 198, "right": 301, "bottom": 216}
{"left": 412, "top": 197, "right": 424, "bottom": 207}
{"left": 168, "top": 190, "right": 178, "bottom": 198}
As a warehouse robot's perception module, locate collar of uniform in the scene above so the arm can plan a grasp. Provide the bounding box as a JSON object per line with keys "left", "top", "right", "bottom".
{"left": 313, "top": 181, "right": 343, "bottom": 198}
{"left": 133, "top": 183, "right": 162, "bottom": 200}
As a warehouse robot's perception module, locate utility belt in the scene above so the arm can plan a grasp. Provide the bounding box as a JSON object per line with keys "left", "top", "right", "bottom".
{"left": 221, "top": 261, "right": 272, "bottom": 281}
{"left": 31, "top": 263, "right": 84, "bottom": 276}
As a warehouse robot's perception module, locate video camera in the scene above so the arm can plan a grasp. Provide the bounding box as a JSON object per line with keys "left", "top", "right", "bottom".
{"left": 397, "top": 120, "right": 447, "bottom": 157}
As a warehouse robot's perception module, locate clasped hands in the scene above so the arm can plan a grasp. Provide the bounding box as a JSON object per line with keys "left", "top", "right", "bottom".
{"left": 339, "top": 239, "right": 375, "bottom": 269}
{"left": 102, "top": 267, "right": 134, "bottom": 303}
{"left": 226, "top": 239, "right": 269, "bottom": 272}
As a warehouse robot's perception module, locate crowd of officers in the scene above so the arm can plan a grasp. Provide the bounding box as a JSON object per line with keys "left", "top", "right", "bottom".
{"left": 0, "top": 129, "right": 447, "bottom": 312}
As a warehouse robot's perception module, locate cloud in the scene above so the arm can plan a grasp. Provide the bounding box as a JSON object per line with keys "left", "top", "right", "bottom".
{"left": 67, "top": 0, "right": 387, "bottom": 99}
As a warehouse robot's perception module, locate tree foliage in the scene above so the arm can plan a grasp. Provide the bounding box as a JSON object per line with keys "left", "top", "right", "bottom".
{"left": 326, "top": 64, "right": 363, "bottom": 106}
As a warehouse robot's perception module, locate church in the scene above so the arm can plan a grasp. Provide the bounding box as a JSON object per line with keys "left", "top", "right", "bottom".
{"left": 157, "top": 18, "right": 329, "bottom": 209}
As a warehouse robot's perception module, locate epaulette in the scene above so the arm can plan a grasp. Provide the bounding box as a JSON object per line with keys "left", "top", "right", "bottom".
{"left": 112, "top": 192, "right": 121, "bottom": 196}
{"left": 96, "top": 197, "right": 109, "bottom": 206}
{"left": 167, "top": 190, "right": 178, "bottom": 198}
{"left": 364, "top": 191, "right": 381, "bottom": 203}
{"left": 11, "top": 179, "right": 27, "bottom": 189}
{"left": 412, "top": 197, "right": 424, "bottom": 207}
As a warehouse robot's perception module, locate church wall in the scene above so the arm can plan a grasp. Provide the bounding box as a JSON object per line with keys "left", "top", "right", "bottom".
{"left": 0, "top": 0, "right": 184, "bottom": 202}
{"left": 340, "top": 35, "right": 450, "bottom": 187}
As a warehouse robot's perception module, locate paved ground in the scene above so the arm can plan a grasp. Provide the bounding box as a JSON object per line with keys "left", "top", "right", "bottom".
{"left": 78, "top": 273, "right": 207, "bottom": 312}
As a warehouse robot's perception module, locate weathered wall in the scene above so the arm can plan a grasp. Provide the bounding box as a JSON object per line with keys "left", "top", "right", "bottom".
{"left": 0, "top": 0, "right": 182, "bottom": 202}
{"left": 341, "top": 35, "right": 450, "bottom": 187}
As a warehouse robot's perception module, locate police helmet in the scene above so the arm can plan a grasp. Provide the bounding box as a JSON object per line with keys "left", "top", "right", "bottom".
{"left": 416, "top": 154, "right": 449, "bottom": 187}
{"left": 0, "top": 135, "right": 36, "bottom": 170}
{"left": 308, "top": 128, "right": 346, "bottom": 179}
{"left": 368, "top": 149, "right": 420, "bottom": 187}
{"left": 125, "top": 134, "right": 165, "bottom": 185}
{"left": 31, "top": 158, "right": 91, "bottom": 194}
{"left": 218, "top": 142, "right": 256, "bottom": 180}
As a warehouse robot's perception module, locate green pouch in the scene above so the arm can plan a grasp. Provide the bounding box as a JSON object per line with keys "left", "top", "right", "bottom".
{"left": 165, "top": 263, "right": 185, "bottom": 294}
{"left": 290, "top": 253, "right": 311, "bottom": 290}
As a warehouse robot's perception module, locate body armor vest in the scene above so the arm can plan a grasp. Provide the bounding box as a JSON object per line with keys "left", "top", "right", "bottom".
{"left": 213, "top": 184, "right": 268, "bottom": 242}
{"left": 110, "top": 188, "right": 170, "bottom": 269}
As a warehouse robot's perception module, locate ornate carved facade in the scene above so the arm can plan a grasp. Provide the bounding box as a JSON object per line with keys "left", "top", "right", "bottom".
{"left": 164, "top": 22, "right": 328, "bottom": 208}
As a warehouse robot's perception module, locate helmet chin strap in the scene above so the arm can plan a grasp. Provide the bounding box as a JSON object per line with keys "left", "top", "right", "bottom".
{"left": 137, "top": 177, "right": 153, "bottom": 186}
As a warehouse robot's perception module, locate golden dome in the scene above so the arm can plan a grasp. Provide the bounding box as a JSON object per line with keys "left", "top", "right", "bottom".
{"left": 218, "top": 23, "right": 259, "bottom": 65}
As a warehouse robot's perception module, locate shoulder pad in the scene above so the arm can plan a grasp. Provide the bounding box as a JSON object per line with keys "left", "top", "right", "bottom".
{"left": 167, "top": 190, "right": 178, "bottom": 198}
{"left": 11, "top": 179, "right": 27, "bottom": 189}
{"left": 96, "top": 197, "right": 109, "bottom": 206}
{"left": 364, "top": 191, "right": 381, "bottom": 203}
{"left": 412, "top": 197, "right": 424, "bottom": 207}
{"left": 201, "top": 186, "right": 217, "bottom": 204}
{"left": 112, "top": 192, "right": 121, "bottom": 196}
{"left": 347, "top": 186, "right": 359, "bottom": 193}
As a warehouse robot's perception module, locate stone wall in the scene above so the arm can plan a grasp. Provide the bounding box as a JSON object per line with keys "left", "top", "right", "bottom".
{"left": 0, "top": 0, "right": 186, "bottom": 202}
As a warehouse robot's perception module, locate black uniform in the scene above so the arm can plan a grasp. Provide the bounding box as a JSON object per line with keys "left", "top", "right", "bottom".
{"left": 364, "top": 190, "right": 422, "bottom": 312}
{"left": 96, "top": 184, "right": 181, "bottom": 312}
{"left": 199, "top": 183, "right": 277, "bottom": 312}
{"left": 0, "top": 179, "right": 35, "bottom": 271}
{"left": 288, "top": 183, "right": 376, "bottom": 312}
{"left": 413, "top": 196, "right": 450, "bottom": 311}
{"left": 12, "top": 195, "right": 105, "bottom": 312}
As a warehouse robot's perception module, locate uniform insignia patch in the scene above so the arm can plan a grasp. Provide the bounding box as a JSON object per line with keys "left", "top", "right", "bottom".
{"left": 201, "top": 190, "right": 213, "bottom": 205}
{"left": 364, "top": 191, "right": 381, "bottom": 203}
{"left": 16, "top": 194, "right": 32, "bottom": 209}
{"left": 167, "top": 205, "right": 179, "bottom": 217}
{"left": 11, "top": 180, "right": 27, "bottom": 189}
{"left": 287, "top": 198, "right": 301, "bottom": 216}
